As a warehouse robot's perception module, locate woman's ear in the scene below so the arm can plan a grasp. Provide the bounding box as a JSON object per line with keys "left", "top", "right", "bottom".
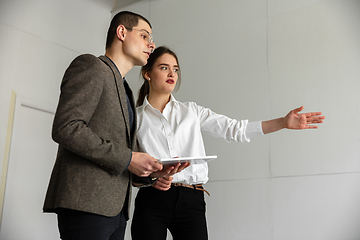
{"left": 144, "top": 72, "right": 151, "bottom": 81}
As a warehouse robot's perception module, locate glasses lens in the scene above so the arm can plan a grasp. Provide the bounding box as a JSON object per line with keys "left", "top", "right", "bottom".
{"left": 130, "top": 28, "right": 153, "bottom": 44}
{"left": 146, "top": 32, "right": 153, "bottom": 44}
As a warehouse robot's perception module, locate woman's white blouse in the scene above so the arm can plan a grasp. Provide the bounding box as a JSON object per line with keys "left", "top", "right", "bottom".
{"left": 136, "top": 95, "right": 264, "bottom": 185}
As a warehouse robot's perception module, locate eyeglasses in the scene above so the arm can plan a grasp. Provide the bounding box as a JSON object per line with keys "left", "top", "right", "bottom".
{"left": 125, "top": 27, "right": 154, "bottom": 44}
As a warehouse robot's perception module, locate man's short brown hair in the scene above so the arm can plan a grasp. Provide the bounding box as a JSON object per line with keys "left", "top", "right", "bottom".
{"left": 105, "top": 11, "right": 152, "bottom": 49}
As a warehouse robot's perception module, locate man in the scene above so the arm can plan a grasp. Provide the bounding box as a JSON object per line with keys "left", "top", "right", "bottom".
{"left": 43, "top": 11, "right": 163, "bottom": 240}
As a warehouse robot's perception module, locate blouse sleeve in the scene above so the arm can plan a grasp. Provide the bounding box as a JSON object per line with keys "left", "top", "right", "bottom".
{"left": 193, "top": 102, "right": 264, "bottom": 143}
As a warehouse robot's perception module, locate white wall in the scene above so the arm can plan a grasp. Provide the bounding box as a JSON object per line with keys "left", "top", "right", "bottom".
{"left": 0, "top": 0, "right": 359, "bottom": 240}
{"left": 119, "top": 0, "right": 360, "bottom": 240}
{"left": 0, "top": 0, "right": 111, "bottom": 172}
{"left": 0, "top": 0, "right": 112, "bottom": 239}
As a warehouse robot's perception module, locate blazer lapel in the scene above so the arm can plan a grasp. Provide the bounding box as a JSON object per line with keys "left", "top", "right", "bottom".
{"left": 123, "top": 80, "right": 137, "bottom": 146}
{"left": 99, "top": 56, "right": 131, "bottom": 144}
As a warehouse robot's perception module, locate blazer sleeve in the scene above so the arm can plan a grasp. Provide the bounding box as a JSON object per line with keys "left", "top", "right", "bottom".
{"left": 52, "top": 54, "right": 132, "bottom": 175}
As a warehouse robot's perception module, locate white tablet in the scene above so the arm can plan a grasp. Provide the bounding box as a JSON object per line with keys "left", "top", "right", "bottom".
{"left": 158, "top": 156, "right": 217, "bottom": 165}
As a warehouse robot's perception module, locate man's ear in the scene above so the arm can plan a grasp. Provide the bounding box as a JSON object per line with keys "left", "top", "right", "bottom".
{"left": 116, "top": 25, "right": 126, "bottom": 41}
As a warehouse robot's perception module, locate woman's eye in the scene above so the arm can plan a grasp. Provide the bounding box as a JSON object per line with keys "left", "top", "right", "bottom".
{"left": 161, "top": 67, "right": 167, "bottom": 70}
{"left": 174, "top": 69, "right": 179, "bottom": 72}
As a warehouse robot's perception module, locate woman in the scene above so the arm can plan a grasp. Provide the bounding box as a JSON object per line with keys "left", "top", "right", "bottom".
{"left": 131, "top": 46, "right": 324, "bottom": 240}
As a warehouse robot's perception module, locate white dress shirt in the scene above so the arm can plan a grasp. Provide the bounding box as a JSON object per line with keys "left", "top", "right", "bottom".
{"left": 136, "top": 95, "right": 264, "bottom": 185}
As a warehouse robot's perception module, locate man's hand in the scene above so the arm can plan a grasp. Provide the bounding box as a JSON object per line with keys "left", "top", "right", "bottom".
{"left": 128, "top": 152, "right": 163, "bottom": 177}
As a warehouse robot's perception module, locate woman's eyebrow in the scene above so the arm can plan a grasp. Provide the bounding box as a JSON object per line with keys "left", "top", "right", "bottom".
{"left": 158, "top": 63, "right": 179, "bottom": 68}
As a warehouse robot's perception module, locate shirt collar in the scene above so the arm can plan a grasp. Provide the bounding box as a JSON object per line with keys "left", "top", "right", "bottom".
{"left": 137, "top": 94, "right": 178, "bottom": 115}
{"left": 105, "top": 56, "right": 126, "bottom": 82}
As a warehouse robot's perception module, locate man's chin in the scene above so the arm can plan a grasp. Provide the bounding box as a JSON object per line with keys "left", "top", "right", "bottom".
{"left": 139, "top": 59, "right": 148, "bottom": 66}
{"left": 134, "top": 61, "right": 146, "bottom": 67}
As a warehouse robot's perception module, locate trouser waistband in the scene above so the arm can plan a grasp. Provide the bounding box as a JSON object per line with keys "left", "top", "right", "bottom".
{"left": 171, "top": 183, "right": 210, "bottom": 196}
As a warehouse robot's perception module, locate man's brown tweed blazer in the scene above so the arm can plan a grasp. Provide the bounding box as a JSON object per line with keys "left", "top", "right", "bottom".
{"left": 43, "top": 54, "right": 136, "bottom": 218}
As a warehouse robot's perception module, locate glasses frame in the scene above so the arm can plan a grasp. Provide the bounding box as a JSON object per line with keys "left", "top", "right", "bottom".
{"left": 125, "top": 27, "right": 154, "bottom": 44}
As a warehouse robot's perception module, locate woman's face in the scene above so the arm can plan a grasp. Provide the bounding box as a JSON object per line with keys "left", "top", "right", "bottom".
{"left": 147, "top": 53, "right": 179, "bottom": 95}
